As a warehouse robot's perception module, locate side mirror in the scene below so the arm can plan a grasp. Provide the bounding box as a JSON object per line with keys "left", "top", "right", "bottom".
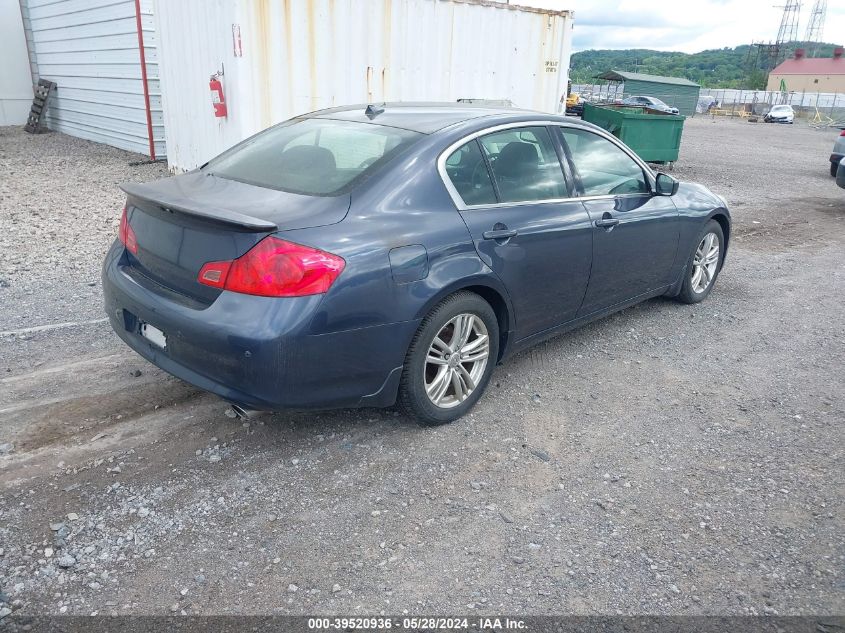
{"left": 655, "top": 172, "right": 679, "bottom": 196}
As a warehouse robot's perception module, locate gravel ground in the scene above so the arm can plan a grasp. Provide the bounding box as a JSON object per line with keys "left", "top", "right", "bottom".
{"left": 0, "top": 127, "right": 167, "bottom": 334}
{"left": 0, "top": 118, "right": 843, "bottom": 617}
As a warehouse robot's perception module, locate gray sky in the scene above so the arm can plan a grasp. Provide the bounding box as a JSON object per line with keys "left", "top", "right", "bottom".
{"left": 570, "top": 0, "right": 845, "bottom": 53}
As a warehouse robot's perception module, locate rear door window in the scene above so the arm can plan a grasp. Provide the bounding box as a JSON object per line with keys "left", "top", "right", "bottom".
{"left": 206, "top": 118, "right": 422, "bottom": 196}
{"left": 443, "top": 140, "right": 497, "bottom": 206}
{"left": 478, "top": 127, "right": 568, "bottom": 203}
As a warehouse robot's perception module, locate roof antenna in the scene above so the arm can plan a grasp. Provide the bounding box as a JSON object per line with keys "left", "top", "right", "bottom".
{"left": 365, "top": 103, "right": 385, "bottom": 119}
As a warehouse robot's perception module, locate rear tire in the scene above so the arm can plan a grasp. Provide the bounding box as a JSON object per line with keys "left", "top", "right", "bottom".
{"left": 398, "top": 292, "right": 499, "bottom": 426}
{"left": 676, "top": 220, "right": 725, "bottom": 305}
{"left": 832, "top": 162, "right": 839, "bottom": 177}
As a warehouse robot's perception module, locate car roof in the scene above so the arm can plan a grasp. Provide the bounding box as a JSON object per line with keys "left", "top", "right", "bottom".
{"left": 306, "top": 102, "right": 575, "bottom": 134}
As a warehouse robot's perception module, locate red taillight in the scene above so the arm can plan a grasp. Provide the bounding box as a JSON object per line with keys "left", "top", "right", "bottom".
{"left": 197, "top": 236, "right": 345, "bottom": 297}
{"left": 840, "top": 130, "right": 845, "bottom": 137}
{"left": 119, "top": 205, "right": 138, "bottom": 254}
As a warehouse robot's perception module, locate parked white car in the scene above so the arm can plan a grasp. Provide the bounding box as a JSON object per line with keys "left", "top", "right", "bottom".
{"left": 764, "top": 104, "right": 795, "bottom": 124}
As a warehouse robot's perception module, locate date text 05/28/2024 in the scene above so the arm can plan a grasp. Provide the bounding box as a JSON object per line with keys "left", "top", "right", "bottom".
{"left": 307, "top": 617, "right": 527, "bottom": 630}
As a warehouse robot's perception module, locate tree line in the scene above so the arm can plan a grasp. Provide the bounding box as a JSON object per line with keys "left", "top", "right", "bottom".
{"left": 569, "top": 42, "right": 842, "bottom": 89}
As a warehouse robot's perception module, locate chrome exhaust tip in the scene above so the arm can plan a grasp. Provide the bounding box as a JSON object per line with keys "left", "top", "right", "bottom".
{"left": 229, "top": 404, "right": 261, "bottom": 420}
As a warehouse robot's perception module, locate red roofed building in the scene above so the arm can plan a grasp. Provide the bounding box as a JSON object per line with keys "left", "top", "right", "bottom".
{"left": 767, "top": 47, "right": 845, "bottom": 92}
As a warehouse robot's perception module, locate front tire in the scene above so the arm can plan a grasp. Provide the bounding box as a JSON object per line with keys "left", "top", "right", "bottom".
{"left": 398, "top": 292, "right": 499, "bottom": 426}
{"left": 676, "top": 220, "right": 725, "bottom": 304}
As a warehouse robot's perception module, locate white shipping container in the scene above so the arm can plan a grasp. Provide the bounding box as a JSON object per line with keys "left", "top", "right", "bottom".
{"left": 153, "top": 0, "right": 573, "bottom": 171}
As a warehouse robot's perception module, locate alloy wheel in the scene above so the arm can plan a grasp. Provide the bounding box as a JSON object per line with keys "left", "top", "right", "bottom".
{"left": 691, "top": 232, "right": 720, "bottom": 294}
{"left": 424, "top": 313, "right": 490, "bottom": 409}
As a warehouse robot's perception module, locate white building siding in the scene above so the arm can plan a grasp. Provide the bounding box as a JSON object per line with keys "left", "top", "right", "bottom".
{"left": 154, "top": 0, "right": 572, "bottom": 172}
{"left": 23, "top": 0, "right": 164, "bottom": 157}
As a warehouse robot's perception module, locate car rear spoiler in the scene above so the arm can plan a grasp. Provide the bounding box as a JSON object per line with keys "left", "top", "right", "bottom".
{"left": 120, "top": 182, "right": 278, "bottom": 232}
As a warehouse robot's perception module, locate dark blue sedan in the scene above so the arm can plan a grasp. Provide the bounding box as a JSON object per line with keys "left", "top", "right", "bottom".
{"left": 103, "top": 103, "right": 730, "bottom": 425}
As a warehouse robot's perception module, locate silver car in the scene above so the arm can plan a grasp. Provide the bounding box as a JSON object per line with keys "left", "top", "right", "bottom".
{"left": 621, "top": 96, "right": 680, "bottom": 115}
{"left": 837, "top": 157, "right": 845, "bottom": 189}
{"left": 831, "top": 130, "right": 845, "bottom": 177}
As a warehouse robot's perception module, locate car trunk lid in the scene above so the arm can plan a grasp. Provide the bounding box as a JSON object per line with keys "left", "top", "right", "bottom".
{"left": 120, "top": 172, "right": 350, "bottom": 304}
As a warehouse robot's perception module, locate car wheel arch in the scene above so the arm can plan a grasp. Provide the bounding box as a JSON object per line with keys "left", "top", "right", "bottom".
{"left": 413, "top": 279, "right": 514, "bottom": 362}
{"left": 708, "top": 212, "right": 731, "bottom": 263}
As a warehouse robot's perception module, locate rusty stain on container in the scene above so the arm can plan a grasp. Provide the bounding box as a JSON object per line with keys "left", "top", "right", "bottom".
{"left": 445, "top": 1, "right": 455, "bottom": 95}
{"left": 256, "top": 0, "right": 272, "bottom": 128}
{"left": 283, "top": 0, "right": 294, "bottom": 115}
{"left": 307, "top": 0, "right": 317, "bottom": 111}
{"left": 533, "top": 13, "right": 548, "bottom": 107}
{"left": 382, "top": 0, "right": 391, "bottom": 100}
{"left": 366, "top": 65, "right": 373, "bottom": 103}
{"left": 449, "top": 0, "right": 571, "bottom": 17}
{"left": 328, "top": 0, "right": 336, "bottom": 107}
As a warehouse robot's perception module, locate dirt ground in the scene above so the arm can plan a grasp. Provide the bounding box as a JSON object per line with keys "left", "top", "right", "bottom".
{"left": 1, "top": 117, "right": 843, "bottom": 617}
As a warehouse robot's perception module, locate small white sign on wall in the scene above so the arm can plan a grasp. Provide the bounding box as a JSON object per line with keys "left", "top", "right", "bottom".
{"left": 232, "top": 24, "right": 242, "bottom": 57}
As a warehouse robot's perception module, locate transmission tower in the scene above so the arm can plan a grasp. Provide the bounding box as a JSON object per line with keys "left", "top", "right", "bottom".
{"left": 745, "top": 0, "right": 808, "bottom": 83}
{"left": 774, "top": 0, "right": 802, "bottom": 63}
{"left": 804, "top": 0, "right": 827, "bottom": 56}
{"left": 747, "top": 1, "right": 803, "bottom": 73}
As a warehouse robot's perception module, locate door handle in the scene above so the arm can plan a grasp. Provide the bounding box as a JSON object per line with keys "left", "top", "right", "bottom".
{"left": 595, "top": 215, "right": 620, "bottom": 229}
{"left": 482, "top": 228, "right": 518, "bottom": 240}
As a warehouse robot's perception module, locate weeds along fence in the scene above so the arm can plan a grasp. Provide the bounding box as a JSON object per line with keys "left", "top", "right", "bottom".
{"left": 572, "top": 83, "right": 845, "bottom": 125}
{"left": 698, "top": 89, "right": 845, "bottom": 124}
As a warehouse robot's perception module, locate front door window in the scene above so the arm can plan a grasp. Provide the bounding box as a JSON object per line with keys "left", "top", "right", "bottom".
{"left": 560, "top": 128, "right": 648, "bottom": 197}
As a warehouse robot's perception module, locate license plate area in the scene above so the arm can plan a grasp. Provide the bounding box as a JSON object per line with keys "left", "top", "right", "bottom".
{"left": 139, "top": 321, "right": 167, "bottom": 349}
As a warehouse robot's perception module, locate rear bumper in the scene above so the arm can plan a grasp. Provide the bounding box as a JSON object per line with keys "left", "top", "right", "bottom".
{"left": 102, "top": 242, "right": 417, "bottom": 410}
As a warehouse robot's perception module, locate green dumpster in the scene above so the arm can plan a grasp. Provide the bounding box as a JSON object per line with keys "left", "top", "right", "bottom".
{"left": 582, "top": 102, "right": 685, "bottom": 163}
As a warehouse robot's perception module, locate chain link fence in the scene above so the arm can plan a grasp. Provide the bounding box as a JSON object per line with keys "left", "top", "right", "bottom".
{"left": 570, "top": 84, "right": 685, "bottom": 109}
{"left": 571, "top": 83, "right": 845, "bottom": 126}
{"left": 696, "top": 89, "right": 845, "bottom": 126}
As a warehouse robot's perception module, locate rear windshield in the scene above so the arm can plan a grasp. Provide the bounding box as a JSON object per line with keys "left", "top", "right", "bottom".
{"left": 204, "top": 118, "right": 423, "bottom": 196}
